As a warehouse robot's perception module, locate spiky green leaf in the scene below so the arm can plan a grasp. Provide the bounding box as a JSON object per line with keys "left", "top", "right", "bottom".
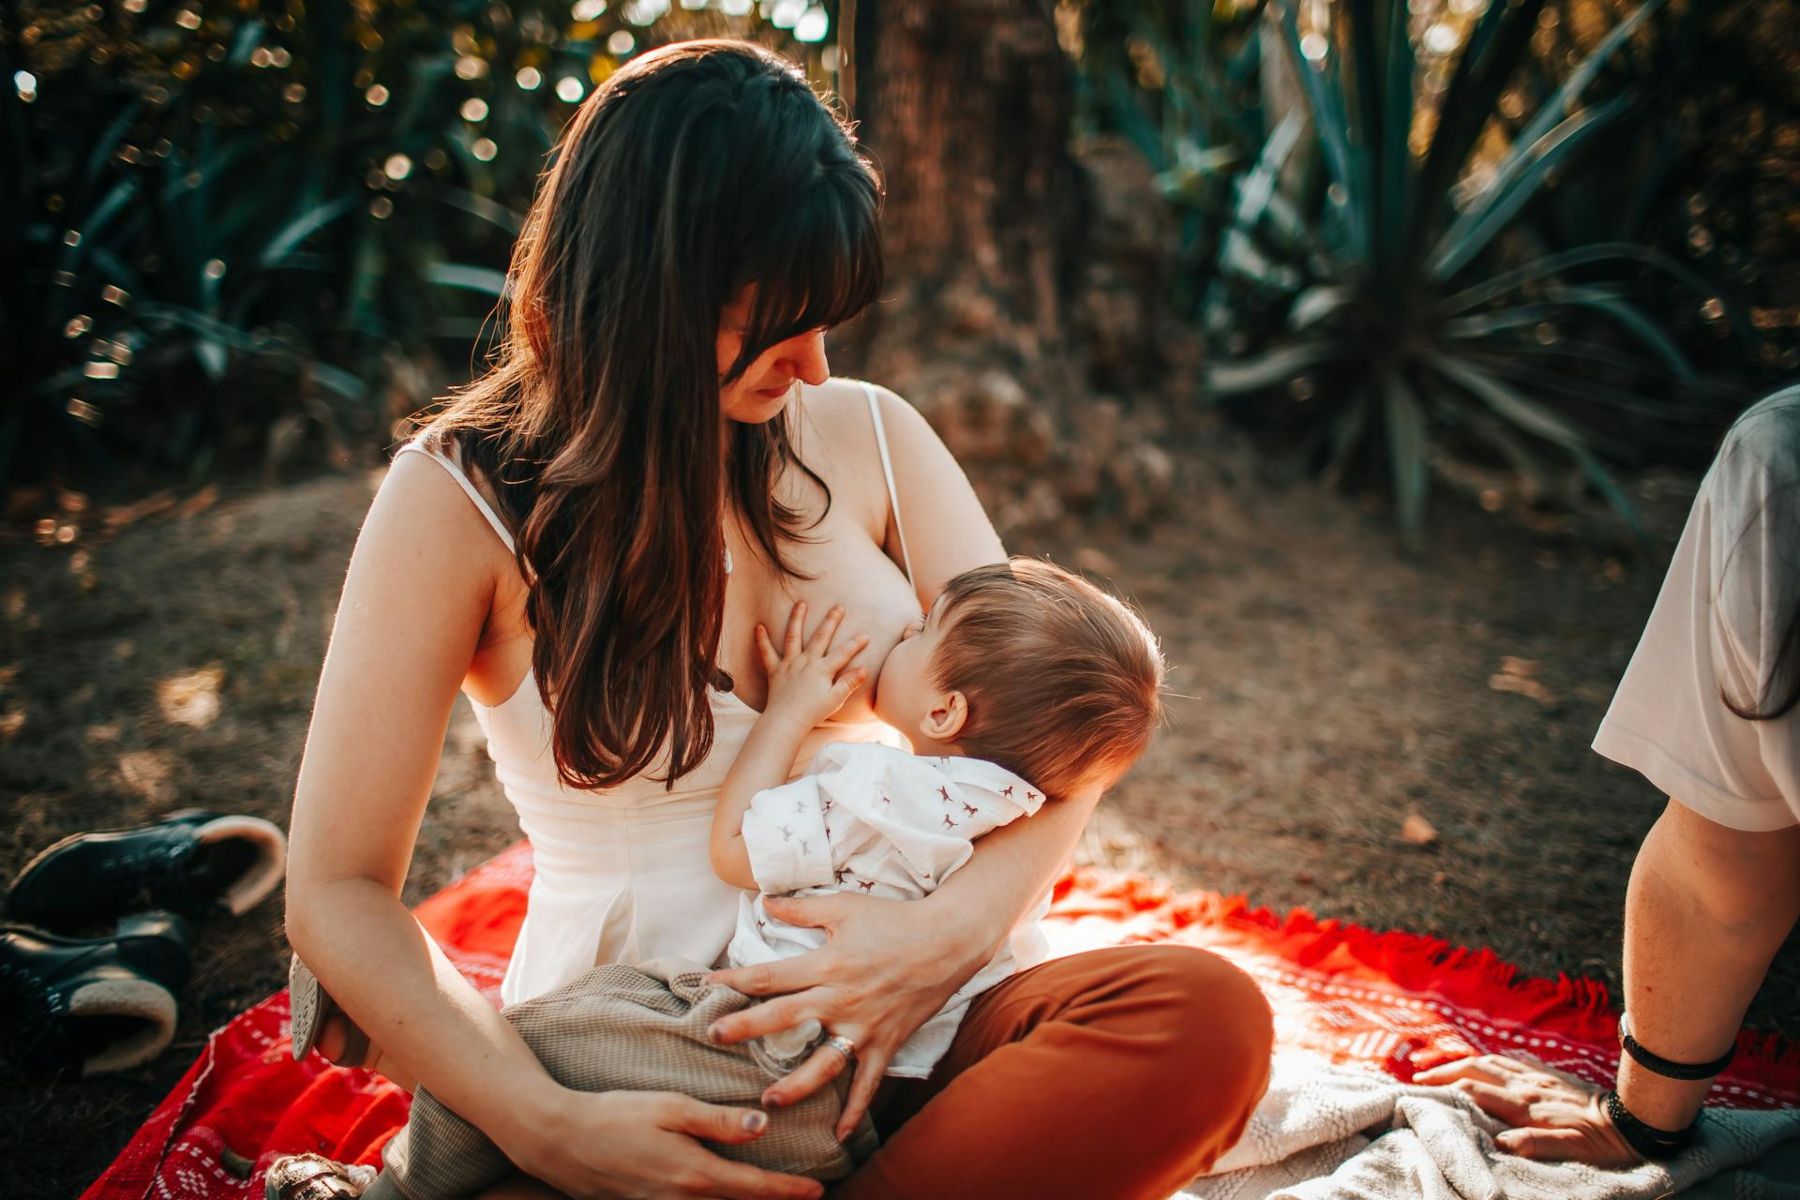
{"left": 1382, "top": 370, "right": 1428, "bottom": 549}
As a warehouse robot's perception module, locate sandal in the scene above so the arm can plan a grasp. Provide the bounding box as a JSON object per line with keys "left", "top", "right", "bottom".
{"left": 262, "top": 1152, "right": 376, "bottom": 1199}
{"left": 287, "top": 954, "right": 371, "bottom": 1067}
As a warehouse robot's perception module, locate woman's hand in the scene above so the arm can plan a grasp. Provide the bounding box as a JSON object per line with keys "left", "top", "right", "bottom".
{"left": 506, "top": 1088, "right": 825, "bottom": 1200}
{"left": 704, "top": 891, "right": 986, "bottom": 1141}
{"left": 1413, "top": 1054, "right": 1642, "bottom": 1167}
{"left": 756, "top": 602, "right": 870, "bottom": 732}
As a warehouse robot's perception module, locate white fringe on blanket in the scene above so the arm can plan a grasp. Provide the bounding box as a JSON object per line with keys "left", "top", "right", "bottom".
{"left": 1178, "top": 1053, "right": 1800, "bottom": 1200}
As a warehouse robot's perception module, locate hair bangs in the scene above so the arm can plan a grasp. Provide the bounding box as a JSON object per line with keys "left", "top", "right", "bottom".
{"left": 729, "top": 169, "right": 883, "bottom": 379}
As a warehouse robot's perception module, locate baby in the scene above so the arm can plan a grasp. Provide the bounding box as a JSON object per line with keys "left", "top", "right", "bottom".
{"left": 330, "top": 557, "right": 1164, "bottom": 1199}
{"left": 708, "top": 557, "right": 1167, "bottom": 1084}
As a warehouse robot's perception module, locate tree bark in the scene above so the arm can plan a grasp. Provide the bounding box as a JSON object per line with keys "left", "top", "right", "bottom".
{"left": 834, "top": 0, "right": 1187, "bottom": 533}
{"left": 840, "top": 0, "right": 1086, "bottom": 386}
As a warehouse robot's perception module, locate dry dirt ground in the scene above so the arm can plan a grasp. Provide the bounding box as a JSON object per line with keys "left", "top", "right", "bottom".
{"left": 4, "top": 437, "right": 1796, "bottom": 1196}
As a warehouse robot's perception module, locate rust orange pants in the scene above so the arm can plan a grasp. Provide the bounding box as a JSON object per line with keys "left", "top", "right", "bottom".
{"left": 830, "top": 945, "right": 1274, "bottom": 1200}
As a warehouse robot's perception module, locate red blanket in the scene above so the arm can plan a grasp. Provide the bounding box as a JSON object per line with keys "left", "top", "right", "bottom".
{"left": 84, "top": 844, "right": 1799, "bottom": 1198}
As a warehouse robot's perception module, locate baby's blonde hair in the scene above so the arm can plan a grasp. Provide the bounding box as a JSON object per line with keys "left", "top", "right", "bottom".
{"left": 932, "top": 558, "right": 1165, "bottom": 799}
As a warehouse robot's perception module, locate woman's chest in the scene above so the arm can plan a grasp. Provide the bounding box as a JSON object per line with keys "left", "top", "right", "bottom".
{"left": 716, "top": 493, "right": 920, "bottom": 718}
{"left": 465, "top": 468, "right": 919, "bottom": 717}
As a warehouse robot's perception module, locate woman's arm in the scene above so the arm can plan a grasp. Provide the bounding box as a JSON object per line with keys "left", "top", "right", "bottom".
{"left": 707, "top": 386, "right": 1103, "bottom": 1137}
{"left": 286, "top": 454, "right": 558, "bottom": 1144}
{"left": 1415, "top": 797, "right": 1800, "bottom": 1163}
{"left": 288, "top": 456, "right": 820, "bottom": 1200}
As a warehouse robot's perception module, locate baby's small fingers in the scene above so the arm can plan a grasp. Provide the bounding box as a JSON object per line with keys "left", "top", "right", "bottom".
{"left": 754, "top": 625, "right": 780, "bottom": 673}
{"left": 832, "top": 668, "right": 869, "bottom": 699}
{"left": 783, "top": 602, "right": 808, "bottom": 656}
{"left": 808, "top": 605, "right": 847, "bottom": 655}
{"left": 826, "top": 633, "right": 871, "bottom": 672}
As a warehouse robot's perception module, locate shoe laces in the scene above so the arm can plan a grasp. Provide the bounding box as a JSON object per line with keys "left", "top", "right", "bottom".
{"left": 102, "top": 839, "right": 203, "bottom": 913}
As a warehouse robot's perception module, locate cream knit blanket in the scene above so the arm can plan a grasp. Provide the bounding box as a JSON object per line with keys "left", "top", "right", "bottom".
{"left": 1179, "top": 1053, "right": 1800, "bottom": 1200}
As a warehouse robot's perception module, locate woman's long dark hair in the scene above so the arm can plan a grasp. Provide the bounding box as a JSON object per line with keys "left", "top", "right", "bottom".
{"left": 417, "top": 40, "right": 882, "bottom": 789}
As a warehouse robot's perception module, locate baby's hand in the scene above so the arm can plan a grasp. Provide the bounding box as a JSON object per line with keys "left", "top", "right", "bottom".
{"left": 757, "top": 602, "right": 869, "bottom": 729}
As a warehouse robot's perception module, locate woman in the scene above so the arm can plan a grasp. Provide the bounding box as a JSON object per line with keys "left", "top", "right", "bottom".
{"left": 1419, "top": 389, "right": 1800, "bottom": 1163}
{"left": 283, "top": 40, "right": 1272, "bottom": 1200}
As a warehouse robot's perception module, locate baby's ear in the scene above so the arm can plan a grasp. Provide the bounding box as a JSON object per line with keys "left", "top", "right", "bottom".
{"left": 920, "top": 690, "right": 969, "bottom": 742}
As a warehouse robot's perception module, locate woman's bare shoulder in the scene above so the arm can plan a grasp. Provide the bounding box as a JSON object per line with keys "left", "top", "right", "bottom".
{"left": 791, "top": 376, "right": 1000, "bottom": 589}
{"left": 792, "top": 377, "right": 927, "bottom": 466}
{"left": 797, "top": 374, "right": 915, "bottom": 414}
{"left": 379, "top": 447, "right": 495, "bottom": 528}
{"left": 362, "top": 450, "right": 515, "bottom": 598}
{"left": 787, "top": 378, "right": 885, "bottom": 504}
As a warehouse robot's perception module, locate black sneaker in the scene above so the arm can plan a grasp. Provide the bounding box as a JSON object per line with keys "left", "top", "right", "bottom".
{"left": 0, "top": 911, "right": 192, "bottom": 1076}
{"left": 7, "top": 809, "right": 286, "bottom": 932}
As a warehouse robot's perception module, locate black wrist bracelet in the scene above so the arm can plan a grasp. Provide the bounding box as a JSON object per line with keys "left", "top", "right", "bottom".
{"left": 1618, "top": 1013, "right": 1736, "bottom": 1081}
{"left": 1602, "top": 1089, "right": 1696, "bottom": 1160}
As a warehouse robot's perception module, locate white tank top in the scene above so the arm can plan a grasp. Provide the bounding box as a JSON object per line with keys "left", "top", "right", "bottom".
{"left": 398, "top": 383, "right": 916, "bottom": 1006}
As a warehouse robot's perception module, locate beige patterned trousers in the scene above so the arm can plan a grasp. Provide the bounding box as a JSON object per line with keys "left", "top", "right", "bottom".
{"left": 363, "top": 958, "right": 876, "bottom": 1199}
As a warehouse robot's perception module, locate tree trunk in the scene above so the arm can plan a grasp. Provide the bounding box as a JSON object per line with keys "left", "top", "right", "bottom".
{"left": 840, "top": 0, "right": 1085, "bottom": 388}
{"left": 834, "top": 0, "right": 1185, "bottom": 533}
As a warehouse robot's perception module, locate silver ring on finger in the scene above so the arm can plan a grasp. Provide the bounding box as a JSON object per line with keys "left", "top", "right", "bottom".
{"left": 823, "top": 1033, "right": 857, "bottom": 1062}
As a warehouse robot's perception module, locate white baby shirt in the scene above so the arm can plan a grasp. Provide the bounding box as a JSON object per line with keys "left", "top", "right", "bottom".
{"left": 729, "top": 741, "right": 1051, "bottom": 1078}
{"left": 1594, "top": 388, "right": 1800, "bottom": 830}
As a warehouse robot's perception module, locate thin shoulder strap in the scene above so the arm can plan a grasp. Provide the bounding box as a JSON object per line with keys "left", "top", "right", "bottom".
{"left": 395, "top": 435, "right": 517, "bottom": 553}
{"left": 863, "top": 382, "right": 917, "bottom": 592}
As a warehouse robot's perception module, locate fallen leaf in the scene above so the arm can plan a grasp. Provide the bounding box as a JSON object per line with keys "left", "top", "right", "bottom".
{"left": 157, "top": 664, "right": 226, "bottom": 728}
{"left": 1400, "top": 812, "right": 1439, "bottom": 846}
{"left": 119, "top": 749, "right": 176, "bottom": 803}
{"left": 1488, "top": 656, "right": 1557, "bottom": 707}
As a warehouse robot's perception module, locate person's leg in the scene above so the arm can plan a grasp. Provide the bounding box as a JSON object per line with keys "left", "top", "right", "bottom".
{"left": 831, "top": 945, "right": 1272, "bottom": 1200}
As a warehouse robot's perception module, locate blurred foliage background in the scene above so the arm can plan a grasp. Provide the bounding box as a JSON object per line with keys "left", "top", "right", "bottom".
{"left": 3, "top": 0, "right": 1797, "bottom": 543}
{"left": 1072, "top": 0, "right": 1798, "bottom": 544}
{"left": 2, "top": 0, "right": 839, "bottom": 491}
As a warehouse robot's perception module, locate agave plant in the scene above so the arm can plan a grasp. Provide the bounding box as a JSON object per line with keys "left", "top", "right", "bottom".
{"left": 2, "top": 81, "right": 388, "bottom": 484}
{"left": 0, "top": 64, "right": 129, "bottom": 483}
{"left": 1112, "top": 0, "right": 1727, "bottom": 547}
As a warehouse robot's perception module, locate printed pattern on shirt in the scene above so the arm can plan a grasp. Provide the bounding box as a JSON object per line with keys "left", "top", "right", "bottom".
{"left": 731, "top": 741, "right": 1052, "bottom": 1078}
